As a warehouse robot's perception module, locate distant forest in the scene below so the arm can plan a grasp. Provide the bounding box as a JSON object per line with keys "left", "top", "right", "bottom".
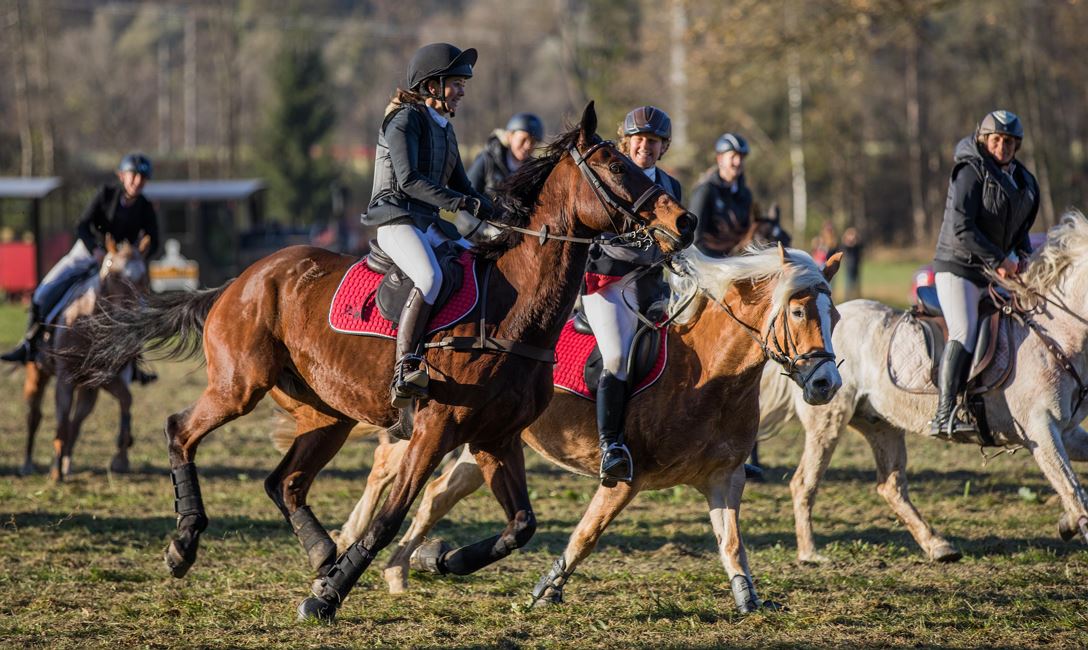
{"left": 3, "top": 0, "right": 1086, "bottom": 245}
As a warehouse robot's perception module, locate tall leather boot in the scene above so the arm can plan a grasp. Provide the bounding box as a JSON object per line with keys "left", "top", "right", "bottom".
{"left": 390, "top": 288, "right": 434, "bottom": 409}
{"left": 597, "top": 371, "right": 633, "bottom": 486}
{"left": 0, "top": 304, "right": 43, "bottom": 364}
{"left": 929, "top": 341, "right": 978, "bottom": 439}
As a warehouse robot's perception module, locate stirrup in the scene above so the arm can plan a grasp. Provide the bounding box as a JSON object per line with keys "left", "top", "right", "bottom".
{"left": 599, "top": 442, "right": 633, "bottom": 486}
{"left": 391, "top": 354, "right": 429, "bottom": 408}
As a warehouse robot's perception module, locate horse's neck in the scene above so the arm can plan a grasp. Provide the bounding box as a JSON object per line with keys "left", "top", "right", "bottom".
{"left": 492, "top": 194, "right": 590, "bottom": 347}
{"left": 675, "top": 285, "right": 769, "bottom": 387}
{"left": 1041, "top": 273, "right": 1088, "bottom": 358}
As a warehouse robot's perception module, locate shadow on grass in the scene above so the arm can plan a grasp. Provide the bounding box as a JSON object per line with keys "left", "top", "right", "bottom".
{"left": 0, "top": 510, "right": 292, "bottom": 542}
{"left": 0, "top": 463, "right": 374, "bottom": 482}
{"left": 753, "top": 462, "right": 1053, "bottom": 495}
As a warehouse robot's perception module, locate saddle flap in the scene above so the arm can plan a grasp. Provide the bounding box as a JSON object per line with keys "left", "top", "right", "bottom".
{"left": 582, "top": 323, "right": 664, "bottom": 396}
{"left": 376, "top": 241, "right": 465, "bottom": 325}
{"left": 887, "top": 311, "right": 1013, "bottom": 395}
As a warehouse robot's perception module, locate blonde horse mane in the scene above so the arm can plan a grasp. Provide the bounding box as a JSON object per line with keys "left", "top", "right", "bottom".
{"left": 997, "top": 209, "right": 1088, "bottom": 302}
{"left": 667, "top": 246, "right": 830, "bottom": 326}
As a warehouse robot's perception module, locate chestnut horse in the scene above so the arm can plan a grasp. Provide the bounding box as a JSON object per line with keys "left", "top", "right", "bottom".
{"left": 328, "top": 246, "right": 843, "bottom": 612}
{"left": 74, "top": 104, "right": 694, "bottom": 622}
{"left": 20, "top": 235, "right": 151, "bottom": 481}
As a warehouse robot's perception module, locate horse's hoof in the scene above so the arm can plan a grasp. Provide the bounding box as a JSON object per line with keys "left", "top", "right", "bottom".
{"left": 531, "top": 588, "right": 563, "bottom": 608}
{"left": 297, "top": 596, "right": 337, "bottom": 623}
{"left": 17, "top": 461, "right": 34, "bottom": 477}
{"left": 384, "top": 565, "right": 408, "bottom": 594}
{"left": 758, "top": 599, "right": 785, "bottom": 612}
{"left": 109, "top": 454, "right": 130, "bottom": 474}
{"left": 49, "top": 466, "right": 63, "bottom": 483}
{"left": 410, "top": 538, "right": 452, "bottom": 574}
{"left": 1058, "top": 513, "right": 1078, "bottom": 542}
{"left": 798, "top": 551, "right": 831, "bottom": 565}
{"left": 164, "top": 540, "right": 194, "bottom": 578}
{"left": 929, "top": 541, "right": 962, "bottom": 563}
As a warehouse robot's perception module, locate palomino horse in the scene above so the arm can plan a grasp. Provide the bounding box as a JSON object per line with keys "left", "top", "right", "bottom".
{"left": 74, "top": 104, "right": 694, "bottom": 622}
{"left": 20, "top": 235, "right": 151, "bottom": 481}
{"left": 758, "top": 210, "right": 1088, "bottom": 564}
{"left": 330, "top": 246, "right": 843, "bottom": 612}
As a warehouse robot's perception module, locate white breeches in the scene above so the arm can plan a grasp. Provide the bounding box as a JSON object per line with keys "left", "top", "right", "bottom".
{"left": 581, "top": 277, "right": 639, "bottom": 380}
{"left": 376, "top": 223, "right": 453, "bottom": 304}
{"left": 934, "top": 272, "right": 981, "bottom": 353}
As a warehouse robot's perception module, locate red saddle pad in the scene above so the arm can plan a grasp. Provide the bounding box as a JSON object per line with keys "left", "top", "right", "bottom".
{"left": 328, "top": 251, "right": 479, "bottom": 338}
{"left": 552, "top": 319, "right": 668, "bottom": 401}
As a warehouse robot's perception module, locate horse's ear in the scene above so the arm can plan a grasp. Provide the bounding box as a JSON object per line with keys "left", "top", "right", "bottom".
{"left": 778, "top": 241, "right": 788, "bottom": 265}
{"left": 105, "top": 234, "right": 117, "bottom": 255}
{"left": 823, "top": 251, "right": 843, "bottom": 282}
{"left": 769, "top": 203, "right": 780, "bottom": 221}
{"left": 579, "top": 101, "right": 598, "bottom": 146}
{"left": 138, "top": 234, "right": 152, "bottom": 256}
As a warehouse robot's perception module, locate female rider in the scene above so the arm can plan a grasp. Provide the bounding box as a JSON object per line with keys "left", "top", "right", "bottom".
{"left": 585, "top": 105, "right": 681, "bottom": 485}
{"left": 362, "top": 43, "right": 493, "bottom": 408}
{"left": 930, "top": 110, "right": 1039, "bottom": 438}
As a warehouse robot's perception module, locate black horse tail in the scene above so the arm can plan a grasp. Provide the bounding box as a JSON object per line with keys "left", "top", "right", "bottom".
{"left": 70, "top": 280, "right": 234, "bottom": 386}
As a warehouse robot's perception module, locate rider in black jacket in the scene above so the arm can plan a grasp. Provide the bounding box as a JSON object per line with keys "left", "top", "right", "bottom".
{"left": 690, "top": 133, "right": 754, "bottom": 257}
{"left": 467, "top": 112, "right": 544, "bottom": 197}
{"left": 930, "top": 110, "right": 1039, "bottom": 438}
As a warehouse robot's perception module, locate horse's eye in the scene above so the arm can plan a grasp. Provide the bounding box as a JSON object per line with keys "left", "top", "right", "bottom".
{"left": 608, "top": 162, "right": 625, "bottom": 174}
{"left": 791, "top": 308, "right": 804, "bottom": 319}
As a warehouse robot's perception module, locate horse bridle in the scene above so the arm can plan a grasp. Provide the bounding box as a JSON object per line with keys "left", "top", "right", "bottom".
{"left": 702, "top": 284, "right": 839, "bottom": 389}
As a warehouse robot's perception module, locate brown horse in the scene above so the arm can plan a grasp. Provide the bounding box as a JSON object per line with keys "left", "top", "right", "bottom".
{"left": 75, "top": 103, "right": 694, "bottom": 622}
{"left": 329, "top": 246, "right": 843, "bottom": 612}
{"left": 20, "top": 235, "right": 151, "bottom": 481}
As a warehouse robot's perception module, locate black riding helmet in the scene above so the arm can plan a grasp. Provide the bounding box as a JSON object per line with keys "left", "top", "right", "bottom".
{"left": 714, "top": 133, "right": 749, "bottom": 155}
{"left": 506, "top": 112, "right": 545, "bottom": 141}
{"left": 977, "top": 109, "right": 1024, "bottom": 150}
{"left": 407, "top": 42, "right": 476, "bottom": 92}
{"left": 623, "top": 106, "right": 672, "bottom": 141}
{"left": 118, "top": 152, "right": 153, "bottom": 178}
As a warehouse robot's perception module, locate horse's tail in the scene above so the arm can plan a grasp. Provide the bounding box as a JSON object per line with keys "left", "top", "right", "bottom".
{"left": 70, "top": 280, "right": 234, "bottom": 386}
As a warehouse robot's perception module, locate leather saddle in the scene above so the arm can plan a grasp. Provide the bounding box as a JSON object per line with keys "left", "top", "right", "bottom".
{"left": 572, "top": 299, "right": 667, "bottom": 395}
{"left": 366, "top": 239, "right": 464, "bottom": 325}
{"left": 911, "top": 285, "right": 1004, "bottom": 386}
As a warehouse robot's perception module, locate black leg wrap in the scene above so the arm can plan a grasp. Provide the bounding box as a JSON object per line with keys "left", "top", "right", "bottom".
{"left": 165, "top": 463, "right": 208, "bottom": 578}
{"left": 730, "top": 574, "right": 759, "bottom": 613}
{"left": 530, "top": 556, "right": 571, "bottom": 606}
{"left": 439, "top": 512, "right": 535, "bottom": 576}
{"left": 290, "top": 507, "right": 337, "bottom": 574}
{"left": 410, "top": 538, "right": 453, "bottom": 575}
{"left": 313, "top": 541, "right": 375, "bottom": 603}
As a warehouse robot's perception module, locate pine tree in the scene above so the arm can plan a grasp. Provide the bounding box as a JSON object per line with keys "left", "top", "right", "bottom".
{"left": 259, "top": 43, "right": 339, "bottom": 226}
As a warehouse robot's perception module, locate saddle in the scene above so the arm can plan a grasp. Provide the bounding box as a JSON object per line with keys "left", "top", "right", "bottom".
{"left": 366, "top": 239, "right": 464, "bottom": 325}
{"left": 910, "top": 285, "right": 1006, "bottom": 387}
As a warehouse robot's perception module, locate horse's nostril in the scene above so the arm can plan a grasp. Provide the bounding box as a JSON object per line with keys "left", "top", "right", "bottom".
{"left": 675, "top": 214, "right": 696, "bottom": 243}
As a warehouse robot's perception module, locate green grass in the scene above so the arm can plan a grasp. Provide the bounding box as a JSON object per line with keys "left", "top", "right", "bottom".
{"left": 1, "top": 264, "right": 1086, "bottom": 648}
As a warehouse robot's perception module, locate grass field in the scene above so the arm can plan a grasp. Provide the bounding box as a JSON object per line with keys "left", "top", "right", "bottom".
{"left": 1, "top": 261, "right": 1087, "bottom": 649}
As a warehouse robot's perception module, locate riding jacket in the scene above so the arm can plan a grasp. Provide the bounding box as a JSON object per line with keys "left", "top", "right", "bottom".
{"left": 363, "top": 102, "right": 491, "bottom": 239}
{"left": 933, "top": 136, "right": 1039, "bottom": 285}
{"left": 690, "top": 171, "right": 753, "bottom": 257}
{"left": 466, "top": 133, "right": 514, "bottom": 197}
{"left": 77, "top": 184, "right": 160, "bottom": 259}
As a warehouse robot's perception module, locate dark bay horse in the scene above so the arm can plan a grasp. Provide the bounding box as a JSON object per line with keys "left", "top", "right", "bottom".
{"left": 329, "top": 246, "right": 843, "bottom": 612}
{"left": 75, "top": 103, "right": 694, "bottom": 622}
{"left": 20, "top": 235, "right": 151, "bottom": 481}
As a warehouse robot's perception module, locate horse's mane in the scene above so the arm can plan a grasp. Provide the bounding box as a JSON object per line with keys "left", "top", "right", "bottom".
{"left": 1002, "top": 209, "right": 1088, "bottom": 301}
{"left": 667, "top": 245, "right": 830, "bottom": 326}
{"left": 473, "top": 124, "right": 593, "bottom": 258}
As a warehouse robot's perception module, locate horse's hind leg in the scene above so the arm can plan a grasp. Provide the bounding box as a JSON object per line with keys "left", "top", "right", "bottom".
{"left": 702, "top": 465, "right": 775, "bottom": 613}
{"left": 62, "top": 386, "right": 100, "bottom": 478}
{"left": 386, "top": 445, "right": 484, "bottom": 593}
{"left": 338, "top": 437, "right": 410, "bottom": 555}
{"left": 855, "top": 420, "right": 961, "bottom": 562}
{"left": 50, "top": 380, "right": 82, "bottom": 482}
{"left": 20, "top": 364, "right": 49, "bottom": 476}
{"left": 101, "top": 378, "right": 134, "bottom": 473}
{"left": 263, "top": 406, "right": 355, "bottom": 578}
{"left": 529, "top": 476, "right": 637, "bottom": 606}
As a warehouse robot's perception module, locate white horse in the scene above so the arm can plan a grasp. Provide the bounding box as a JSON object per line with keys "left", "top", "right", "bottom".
{"left": 759, "top": 210, "right": 1088, "bottom": 563}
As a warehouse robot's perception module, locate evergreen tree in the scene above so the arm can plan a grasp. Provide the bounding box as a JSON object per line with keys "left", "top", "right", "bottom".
{"left": 259, "top": 43, "right": 339, "bottom": 225}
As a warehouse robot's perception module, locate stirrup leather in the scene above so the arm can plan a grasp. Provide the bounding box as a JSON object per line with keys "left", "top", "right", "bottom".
{"left": 599, "top": 442, "right": 633, "bottom": 484}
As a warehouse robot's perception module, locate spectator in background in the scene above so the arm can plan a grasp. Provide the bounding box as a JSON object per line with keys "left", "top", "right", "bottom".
{"left": 810, "top": 219, "right": 839, "bottom": 266}
{"left": 841, "top": 226, "right": 862, "bottom": 300}
{"left": 691, "top": 133, "right": 754, "bottom": 257}
{"left": 467, "top": 112, "right": 544, "bottom": 197}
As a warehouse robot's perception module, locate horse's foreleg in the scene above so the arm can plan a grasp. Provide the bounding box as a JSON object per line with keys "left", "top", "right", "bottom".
{"left": 264, "top": 415, "right": 355, "bottom": 577}
{"left": 102, "top": 379, "right": 133, "bottom": 474}
{"left": 856, "top": 421, "right": 961, "bottom": 562}
{"left": 790, "top": 403, "right": 847, "bottom": 564}
{"left": 20, "top": 364, "right": 48, "bottom": 476}
{"left": 530, "top": 477, "right": 637, "bottom": 607}
{"left": 50, "top": 380, "right": 77, "bottom": 482}
{"left": 406, "top": 441, "right": 536, "bottom": 582}
{"left": 1025, "top": 413, "right": 1088, "bottom": 544}
{"left": 64, "top": 387, "right": 100, "bottom": 477}
{"left": 337, "top": 438, "right": 410, "bottom": 555}
{"left": 298, "top": 425, "right": 452, "bottom": 622}
{"left": 385, "top": 445, "right": 483, "bottom": 593}
{"left": 703, "top": 464, "right": 772, "bottom": 613}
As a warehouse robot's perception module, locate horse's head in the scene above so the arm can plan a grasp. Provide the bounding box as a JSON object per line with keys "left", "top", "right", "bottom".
{"left": 751, "top": 204, "right": 792, "bottom": 249}
{"left": 100, "top": 233, "right": 151, "bottom": 299}
{"left": 672, "top": 244, "right": 842, "bottom": 404}
{"left": 565, "top": 102, "right": 695, "bottom": 255}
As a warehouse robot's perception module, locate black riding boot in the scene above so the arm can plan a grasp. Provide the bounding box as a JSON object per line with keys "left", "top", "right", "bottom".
{"left": 0, "top": 305, "right": 43, "bottom": 364}
{"left": 390, "top": 288, "right": 434, "bottom": 409}
{"left": 597, "top": 371, "right": 633, "bottom": 486}
{"left": 929, "top": 341, "right": 978, "bottom": 439}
